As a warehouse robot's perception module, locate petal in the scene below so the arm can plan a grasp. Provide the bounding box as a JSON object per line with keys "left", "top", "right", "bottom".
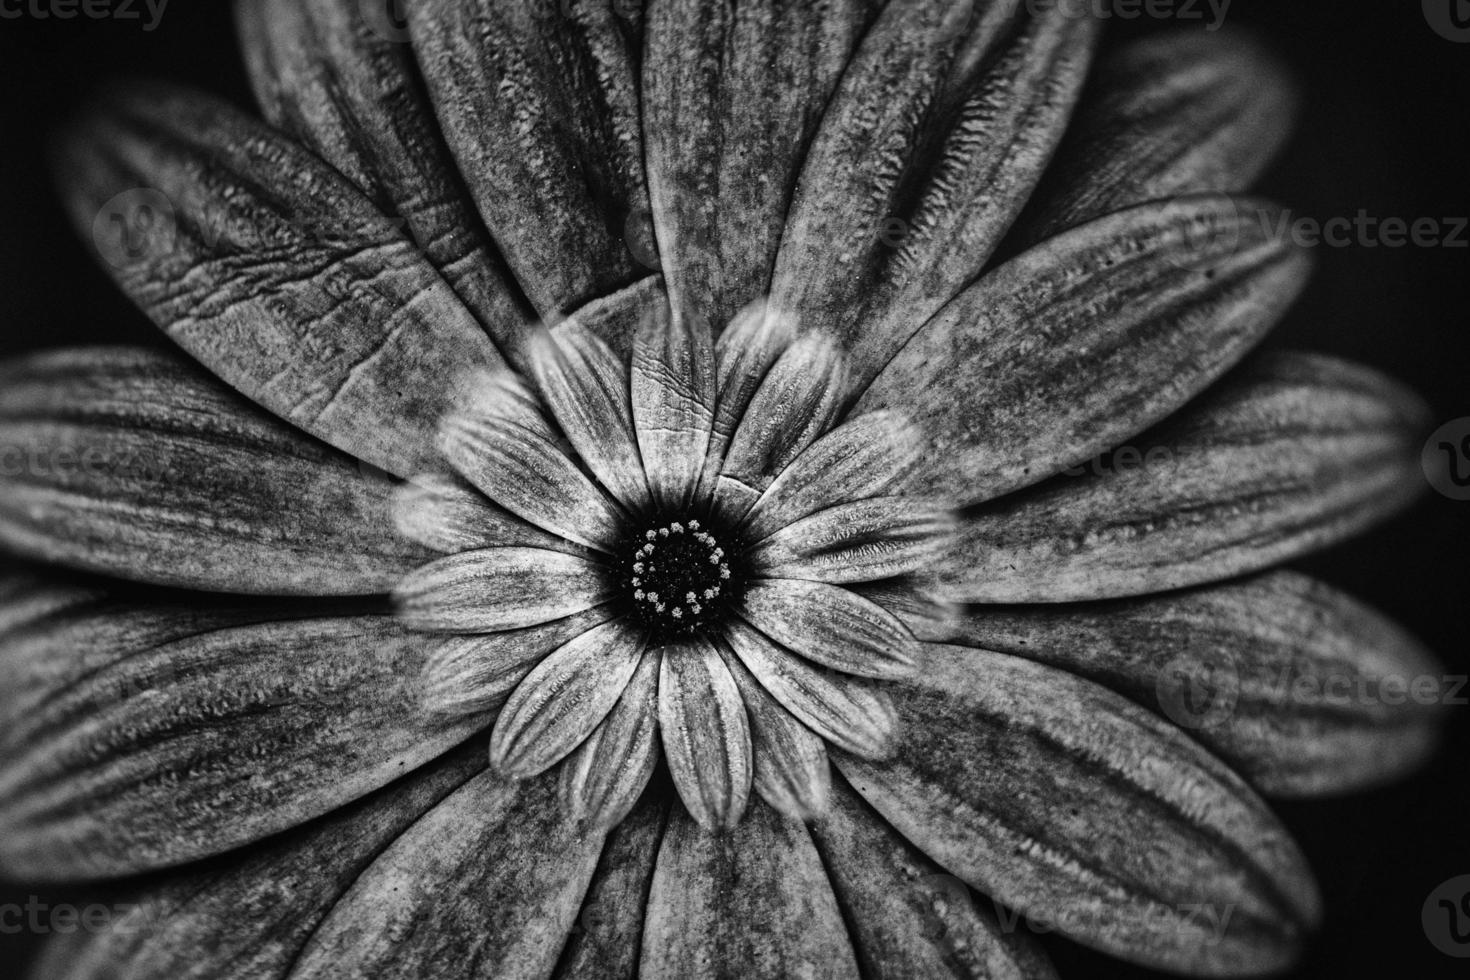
{"left": 949, "top": 571, "right": 1447, "bottom": 797}
{"left": 0, "top": 347, "right": 425, "bottom": 595}
{"left": 560, "top": 647, "right": 661, "bottom": 832}
{"left": 938, "top": 352, "right": 1430, "bottom": 603}
{"left": 813, "top": 778, "right": 1057, "bottom": 980}
{"left": 740, "top": 410, "right": 924, "bottom": 541}
{"left": 697, "top": 301, "right": 798, "bottom": 496}
{"left": 407, "top": 0, "right": 649, "bottom": 319}
{"left": 723, "top": 619, "right": 895, "bottom": 760}
{"left": 631, "top": 297, "right": 717, "bottom": 510}
{"left": 395, "top": 547, "right": 611, "bottom": 633}
{"left": 56, "top": 83, "right": 502, "bottom": 478}
{"left": 748, "top": 497, "right": 955, "bottom": 584}
{"left": 440, "top": 380, "right": 626, "bottom": 551}
{"left": 34, "top": 742, "right": 485, "bottom": 979}
{"left": 725, "top": 651, "right": 832, "bottom": 822}
{"left": 771, "top": 2, "right": 1097, "bottom": 382}
{"left": 490, "top": 620, "right": 647, "bottom": 778}
{"left": 858, "top": 195, "right": 1311, "bottom": 505}
{"left": 835, "top": 644, "right": 1322, "bottom": 976}
{"left": 422, "top": 608, "right": 613, "bottom": 719}
{"left": 657, "top": 638, "right": 752, "bottom": 831}
{"left": 393, "top": 473, "right": 573, "bottom": 555}
{"left": 235, "top": 0, "right": 537, "bottom": 363}
{"left": 290, "top": 769, "right": 604, "bottom": 979}
{"left": 556, "top": 796, "right": 668, "bottom": 980}
{"left": 1015, "top": 28, "right": 1299, "bottom": 243}
{"left": 740, "top": 579, "right": 916, "bottom": 680}
{"left": 527, "top": 321, "right": 651, "bottom": 511}
{"left": 640, "top": 802, "right": 861, "bottom": 979}
{"left": 716, "top": 334, "right": 849, "bottom": 515}
{"left": 641, "top": 0, "right": 868, "bottom": 328}
{"left": 0, "top": 578, "right": 484, "bottom": 881}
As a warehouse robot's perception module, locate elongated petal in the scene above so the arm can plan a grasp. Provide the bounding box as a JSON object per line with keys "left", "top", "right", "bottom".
{"left": 491, "top": 620, "right": 646, "bottom": 778}
{"left": 939, "top": 352, "right": 1429, "bottom": 602}
{"left": 950, "top": 571, "right": 1447, "bottom": 797}
{"left": 836, "top": 644, "right": 1322, "bottom": 976}
{"left": 422, "top": 608, "right": 613, "bottom": 718}
{"left": 741, "top": 411, "right": 923, "bottom": 541}
{"left": 560, "top": 648, "right": 661, "bottom": 832}
{"left": 528, "top": 322, "right": 650, "bottom": 510}
{"left": 236, "top": 0, "right": 536, "bottom": 362}
{"left": 658, "top": 638, "right": 752, "bottom": 831}
{"left": 717, "top": 335, "right": 848, "bottom": 514}
{"left": 1016, "top": 28, "right": 1299, "bottom": 243}
{"left": 698, "top": 301, "right": 798, "bottom": 495}
{"left": 440, "top": 387, "right": 625, "bottom": 551}
{"left": 0, "top": 580, "right": 484, "bottom": 881}
{"left": 813, "top": 779, "right": 1057, "bottom": 980}
{"left": 724, "top": 619, "right": 895, "bottom": 759}
{"left": 0, "top": 347, "right": 425, "bottom": 595}
{"left": 632, "top": 299, "right": 716, "bottom": 510}
{"left": 772, "top": 2, "right": 1097, "bottom": 382}
{"left": 640, "top": 802, "right": 861, "bottom": 979}
{"left": 394, "top": 473, "right": 572, "bottom": 555}
{"left": 859, "top": 195, "right": 1310, "bottom": 505}
{"left": 741, "top": 579, "right": 916, "bottom": 680}
{"left": 35, "top": 742, "right": 485, "bottom": 979}
{"left": 290, "top": 770, "right": 604, "bottom": 980}
{"left": 726, "top": 651, "right": 831, "bottom": 821}
{"left": 407, "top": 0, "right": 649, "bottom": 319}
{"left": 642, "top": 0, "right": 868, "bottom": 328}
{"left": 56, "top": 84, "right": 502, "bottom": 477}
{"left": 557, "top": 797, "right": 668, "bottom": 980}
{"left": 395, "top": 547, "right": 611, "bottom": 633}
{"left": 749, "top": 497, "right": 955, "bottom": 584}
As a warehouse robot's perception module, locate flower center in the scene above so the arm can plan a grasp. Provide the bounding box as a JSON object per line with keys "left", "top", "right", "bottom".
{"left": 618, "top": 516, "right": 744, "bottom": 637}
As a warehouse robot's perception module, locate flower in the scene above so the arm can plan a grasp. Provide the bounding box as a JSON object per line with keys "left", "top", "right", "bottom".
{"left": 0, "top": 2, "right": 1447, "bottom": 979}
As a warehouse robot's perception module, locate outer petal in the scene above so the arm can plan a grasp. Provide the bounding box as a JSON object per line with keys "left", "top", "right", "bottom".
{"left": 658, "top": 639, "right": 753, "bottom": 831}
{"left": 235, "top": 0, "right": 536, "bottom": 364}
{"left": 726, "top": 650, "right": 832, "bottom": 822}
{"left": 938, "top": 352, "right": 1429, "bottom": 603}
{"left": 56, "top": 84, "right": 502, "bottom": 478}
{"left": 813, "top": 779, "right": 1058, "bottom": 980}
{"left": 949, "top": 571, "right": 1447, "bottom": 797}
{"left": 0, "top": 577, "right": 484, "bottom": 881}
{"left": 1015, "top": 28, "right": 1299, "bottom": 243}
{"left": 836, "top": 644, "right": 1322, "bottom": 977}
{"left": 34, "top": 742, "right": 485, "bottom": 980}
{"left": 740, "top": 579, "right": 917, "bottom": 680}
{"left": 639, "top": 802, "right": 861, "bottom": 980}
{"left": 394, "top": 547, "right": 612, "bottom": 634}
{"left": 559, "top": 648, "right": 661, "bottom": 832}
{"left": 641, "top": 0, "right": 870, "bottom": 328}
{"left": 407, "top": 0, "right": 650, "bottom": 320}
{"left": 393, "top": 473, "right": 575, "bottom": 555}
{"left": 858, "top": 195, "right": 1310, "bottom": 505}
{"left": 771, "top": 1, "right": 1097, "bottom": 383}
{"left": 289, "top": 770, "right": 604, "bottom": 980}
{"left": 0, "top": 347, "right": 426, "bottom": 595}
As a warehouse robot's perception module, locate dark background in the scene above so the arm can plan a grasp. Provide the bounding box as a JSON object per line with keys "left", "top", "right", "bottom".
{"left": 0, "top": 1, "right": 1466, "bottom": 977}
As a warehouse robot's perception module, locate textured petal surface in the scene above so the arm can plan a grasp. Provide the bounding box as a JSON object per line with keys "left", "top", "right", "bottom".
{"left": 0, "top": 577, "right": 483, "bottom": 881}
{"left": 658, "top": 639, "right": 752, "bottom": 831}
{"left": 950, "top": 571, "right": 1447, "bottom": 797}
{"left": 740, "top": 579, "right": 916, "bottom": 680}
{"left": 748, "top": 497, "right": 954, "bottom": 584}
{"left": 290, "top": 770, "right": 604, "bottom": 980}
{"left": 859, "top": 195, "right": 1311, "bottom": 504}
{"left": 631, "top": 298, "right": 716, "bottom": 509}
{"left": 0, "top": 347, "right": 426, "bottom": 594}
{"left": 560, "top": 648, "right": 661, "bottom": 832}
{"left": 939, "top": 352, "right": 1429, "bottom": 602}
{"left": 393, "top": 473, "right": 573, "bottom": 555}
{"left": 640, "top": 802, "right": 861, "bottom": 980}
{"left": 837, "top": 644, "right": 1322, "bottom": 976}
{"left": 57, "top": 84, "right": 502, "bottom": 477}
{"left": 408, "top": 0, "right": 649, "bottom": 320}
{"left": 726, "top": 651, "right": 831, "bottom": 822}
{"left": 395, "top": 547, "right": 611, "bottom": 633}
